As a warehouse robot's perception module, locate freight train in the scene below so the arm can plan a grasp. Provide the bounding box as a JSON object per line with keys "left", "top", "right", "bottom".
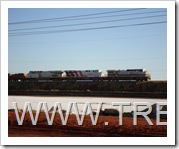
{"left": 8, "top": 69, "right": 151, "bottom": 82}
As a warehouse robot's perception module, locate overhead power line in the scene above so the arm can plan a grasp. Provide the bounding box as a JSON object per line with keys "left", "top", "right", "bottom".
{"left": 9, "top": 21, "right": 166, "bottom": 37}
{"left": 9, "top": 14, "right": 166, "bottom": 32}
{"left": 9, "top": 8, "right": 145, "bottom": 25}
{"left": 8, "top": 8, "right": 166, "bottom": 25}
{"left": 37, "top": 10, "right": 166, "bottom": 24}
{"left": 36, "top": 10, "right": 166, "bottom": 23}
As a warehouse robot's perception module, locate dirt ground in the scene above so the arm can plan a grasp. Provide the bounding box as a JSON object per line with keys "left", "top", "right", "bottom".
{"left": 8, "top": 111, "right": 167, "bottom": 137}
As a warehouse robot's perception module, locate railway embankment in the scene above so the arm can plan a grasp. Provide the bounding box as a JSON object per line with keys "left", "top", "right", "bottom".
{"left": 8, "top": 81, "right": 167, "bottom": 98}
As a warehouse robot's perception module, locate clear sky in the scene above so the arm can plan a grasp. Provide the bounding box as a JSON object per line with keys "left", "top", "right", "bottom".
{"left": 8, "top": 8, "right": 167, "bottom": 80}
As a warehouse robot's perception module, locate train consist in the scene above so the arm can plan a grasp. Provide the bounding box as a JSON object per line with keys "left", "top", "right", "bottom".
{"left": 8, "top": 69, "right": 151, "bottom": 82}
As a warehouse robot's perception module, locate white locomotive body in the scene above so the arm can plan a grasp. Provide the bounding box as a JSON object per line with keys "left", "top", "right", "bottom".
{"left": 64, "top": 70, "right": 103, "bottom": 77}
{"left": 27, "top": 71, "right": 42, "bottom": 78}
{"left": 107, "top": 69, "right": 151, "bottom": 81}
{"left": 27, "top": 71, "right": 63, "bottom": 78}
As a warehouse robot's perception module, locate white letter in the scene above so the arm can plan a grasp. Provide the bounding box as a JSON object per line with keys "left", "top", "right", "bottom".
{"left": 57, "top": 102, "right": 73, "bottom": 125}
{"left": 112, "top": 102, "right": 131, "bottom": 125}
{"left": 156, "top": 102, "right": 167, "bottom": 125}
{"left": 13, "top": 102, "right": 43, "bottom": 125}
{"left": 133, "top": 102, "right": 153, "bottom": 125}
{"left": 88, "top": 102, "right": 102, "bottom": 125}
{"left": 73, "top": 102, "right": 87, "bottom": 125}
{"left": 43, "top": 102, "right": 56, "bottom": 125}
{"left": 72, "top": 102, "right": 103, "bottom": 125}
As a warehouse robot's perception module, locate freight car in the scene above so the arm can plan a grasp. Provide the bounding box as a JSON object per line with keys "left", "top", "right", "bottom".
{"left": 8, "top": 73, "right": 26, "bottom": 81}
{"left": 8, "top": 69, "right": 151, "bottom": 82}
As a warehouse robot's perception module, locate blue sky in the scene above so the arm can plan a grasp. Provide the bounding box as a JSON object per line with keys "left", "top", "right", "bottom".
{"left": 8, "top": 8, "right": 167, "bottom": 80}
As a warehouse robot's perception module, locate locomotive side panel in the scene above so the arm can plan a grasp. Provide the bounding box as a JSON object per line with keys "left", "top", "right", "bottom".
{"left": 27, "top": 71, "right": 41, "bottom": 78}
{"left": 65, "top": 70, "right": 83, "bottom": 77}
{"left": 40, "top": 71, "right": 63, "bottom": 78}
{"left": 27, "top": 71, "right": 63, "bottom": 78}
{"left": 107, "top": 69, "right": 151, "bottom": 81}
{"left": 83, "top": 70, "right": 102, "bottom": 77}
{"left": 64, "top": 70, "right": 102, "bottom": 77}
